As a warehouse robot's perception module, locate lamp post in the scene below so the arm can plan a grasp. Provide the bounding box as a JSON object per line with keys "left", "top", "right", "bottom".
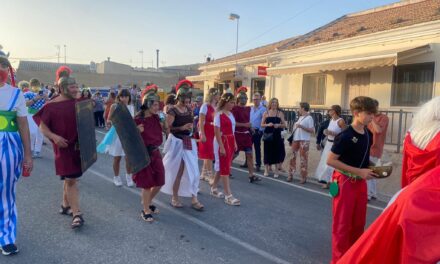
{"left": 63, "top": 44, "right": 67, "bottom": 63}
{"left": 139, "top": 50, "right": 144, "bottom": 69}
{"left": 229, "top": 13, "right": 240, "bottom": 55}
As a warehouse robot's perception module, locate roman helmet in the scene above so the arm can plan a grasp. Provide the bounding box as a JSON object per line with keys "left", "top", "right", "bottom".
{"left": 235, "top": 86, "right": 248, "bottom": 105}
{"left": 141, "top": 84, "right": 160, "bottom": 109}
{"left": 57, "top": 76, "right": 77, "bottom": 99}
{"left": 175, "top": 79, "right": 193, "bottom": 102}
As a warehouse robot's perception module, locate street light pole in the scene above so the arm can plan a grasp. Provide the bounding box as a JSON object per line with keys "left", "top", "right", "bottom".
{"left": 229, "top": 13, "right": 240, "bottom": 55}
{"left": 139, "top": 50, "right": 144, "bottom": 69}
{"left": 63, "top": 44, "right": 67, "bottom": 64}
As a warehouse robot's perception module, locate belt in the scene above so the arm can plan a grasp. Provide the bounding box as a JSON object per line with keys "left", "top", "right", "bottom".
{"left": 327, "top": 139, "right": 334, "bottom": 143}
{"left": 235, "top": 131, "right": 250, "bottom": 134}
{"left": 146, "top": 146, "right": 159, "bottom": 154}
{"left": 336, "top": 169, "right": 363, "bottom": 180}
{"left": 0, "top": 110, "right": 18, "bottom": 132}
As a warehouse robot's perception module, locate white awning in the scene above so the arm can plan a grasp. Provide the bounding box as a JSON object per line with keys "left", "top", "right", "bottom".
{"left": 186, "top": 74, "right": 218, "bottom": 82}
{"left": 267, "top": 44, "right": 432, "bottom": 75}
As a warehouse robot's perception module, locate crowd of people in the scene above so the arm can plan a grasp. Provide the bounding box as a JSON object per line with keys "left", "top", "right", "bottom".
{"left": 0, "top": 47, "right": 439, "bottom": 262}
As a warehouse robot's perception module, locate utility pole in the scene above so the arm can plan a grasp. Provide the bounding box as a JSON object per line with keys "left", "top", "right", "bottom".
{"left": 139, "top": 50, "right": 144, "bottom": 69}
{"left": 55, "top": 45, "right": 60, "bottom": 63}
{"left": 156, "top": 49, "right": 159, "bottom": 69}
{"left": 63, "top": 44, "right": 67, "bottom": 63}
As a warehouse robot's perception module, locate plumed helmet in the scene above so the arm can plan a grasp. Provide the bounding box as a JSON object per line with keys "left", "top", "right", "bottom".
{"left": 235, "top": 86, "right": 248, "bottom": 100}
{"left": 55, "top": 66, "right": 72, "bottom": 82}
{"left": 141, "top": 85, "right": 160, "bottom": 109}
{"left": 175, "top": 79, "right": 193, "bottom": 100}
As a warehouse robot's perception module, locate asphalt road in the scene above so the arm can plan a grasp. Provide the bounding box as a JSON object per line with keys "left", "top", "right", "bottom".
{"left": 7, "top": 129, "right": 385, "bottom": 264}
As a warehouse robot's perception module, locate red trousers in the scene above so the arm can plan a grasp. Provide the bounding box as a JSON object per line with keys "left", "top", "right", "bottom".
{"left": 219, "top": 134, "right": 235, "bottom": 176}
{"left": 331, "top": 171, "right": 367, "bottom": 264}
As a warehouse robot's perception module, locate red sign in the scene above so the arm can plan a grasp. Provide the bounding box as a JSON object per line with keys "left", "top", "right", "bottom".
{"left": 257, "top": 66, "right": 267, "bottom": 76}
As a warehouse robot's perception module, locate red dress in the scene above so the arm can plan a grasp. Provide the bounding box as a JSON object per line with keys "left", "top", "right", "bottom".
{"left": 401, "top": 132, "right": 440, "bottom": 188}
{"left": 232, "top": 105, "right": 252, "bottom": 151}
{"left": 33, "top": 99, "right": 82, "bottom": 177}
{"left": 338, "top": 165, "right": 440, "bottom": 264}
{"left": 133, "top": 114, "right": 165, "bottom": 189}
{"left": 198, "top": 104, "right": 215, "bottom": 160}
{"left": 216, "top": 112, "right": 235, "bottom": 176}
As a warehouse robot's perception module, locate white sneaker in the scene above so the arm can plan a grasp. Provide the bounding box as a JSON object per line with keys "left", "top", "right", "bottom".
{"left": 113, "top": 176, "right": 123, "bottom": 187}
{"left": 126, "top": 174, "right": 134, "bottom": 187}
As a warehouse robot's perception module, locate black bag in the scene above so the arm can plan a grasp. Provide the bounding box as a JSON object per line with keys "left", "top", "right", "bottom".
{"left": 262, "top": 132, "right": 274, "bottom": 142}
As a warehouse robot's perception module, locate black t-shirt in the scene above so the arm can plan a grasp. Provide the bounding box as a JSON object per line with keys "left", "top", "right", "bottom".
{"left": 331, "top": 126, "right": 373, "bottom": 168}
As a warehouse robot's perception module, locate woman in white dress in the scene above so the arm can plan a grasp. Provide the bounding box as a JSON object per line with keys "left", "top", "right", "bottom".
{"left": 98, "top": 89, "right": 135, "bottom": 187}
{"left": 161, "top": 80, "right": 204, "bottom": 211}
{"left": 314, "top": 105, "right": 346, "bottom": 188}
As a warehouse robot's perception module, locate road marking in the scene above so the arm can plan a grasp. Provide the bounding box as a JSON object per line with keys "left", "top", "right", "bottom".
{"left": 230, "top": 167, "right": 385, "bottom": 211}
{"left": 89, "top": 168, "right": 293, "bottom": 264}
{"left": 93, "top": 129, "right": 385, "bottom": 211}
{"left": 95, "top": 129, "right": 106, "bottom": 135}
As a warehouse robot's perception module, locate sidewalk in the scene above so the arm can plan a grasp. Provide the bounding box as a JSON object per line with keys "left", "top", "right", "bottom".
{"left": 233, "top": 139, "right": 402, "bottom": 202}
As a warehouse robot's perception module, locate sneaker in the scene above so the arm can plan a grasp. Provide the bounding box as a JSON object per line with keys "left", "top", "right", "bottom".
{"left": 34, "top": 152, "right": 41, "bottom": 159}
{"left": 126, "top": 174, "right": 134, "bottom": 187}
{"left": 1, "top": 244, "right": 19, "bottom": 256}
{"left": 113, "top": 176, "right": 123, "bottom": 187}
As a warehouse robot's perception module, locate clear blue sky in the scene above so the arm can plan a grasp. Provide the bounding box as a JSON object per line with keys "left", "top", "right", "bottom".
{"left": 3, "top": 0, "right": 397, "bottom": 67}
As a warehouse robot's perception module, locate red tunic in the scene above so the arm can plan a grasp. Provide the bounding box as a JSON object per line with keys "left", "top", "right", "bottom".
{"left": 198, "top": 104, "right": 215, "bottom": 160}
{"left": 132, "top": 114, "right": 165, "bottom": 189}
{"left": 401, "top": 132, "right": 440, "bottom": 188}
{"left": 33, "top": 99, "right": 82, "bottom": 176}
{"left": 232, "top": 105, "right": 252, "bottom": 151}
{"left": 338, "top": 165, "right": 440, "bottom": 264}
{"left": 218, "top": 113, "right": 235, "bottom": 176}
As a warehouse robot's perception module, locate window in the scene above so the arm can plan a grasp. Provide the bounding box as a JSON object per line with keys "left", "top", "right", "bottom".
{"left": 391, "top": 62, "right": 434, "bottom": 106}
{"left": 302, "top": 74, "right": 326, "bottom": 105}
{"left": 251, "top": 78, "right": 266, "bottom": 96}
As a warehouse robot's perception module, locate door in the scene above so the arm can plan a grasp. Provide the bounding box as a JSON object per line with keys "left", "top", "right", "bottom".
{"left": 344, "top": 72, "right": 370, "bottom": 109}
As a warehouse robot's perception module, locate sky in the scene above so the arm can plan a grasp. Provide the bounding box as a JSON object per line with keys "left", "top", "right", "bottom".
{"left": 3, "top": 0, "right": 398, "bottom": 67}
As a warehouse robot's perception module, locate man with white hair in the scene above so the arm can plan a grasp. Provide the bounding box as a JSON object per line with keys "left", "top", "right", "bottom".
{"left": 401, "top": 96, "right": 440, "bottom": 187}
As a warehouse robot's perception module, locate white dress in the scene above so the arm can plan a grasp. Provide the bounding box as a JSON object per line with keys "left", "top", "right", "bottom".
{"left": 161, "top": 134, "right": 200, "bottom": 197}
{"left": 106, "top": 104, "right": 134, "bottom": 157}
{"left": 315, "top": 118, "right": 343, "bottom": 182}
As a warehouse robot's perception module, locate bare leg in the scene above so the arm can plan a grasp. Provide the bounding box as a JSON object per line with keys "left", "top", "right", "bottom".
{"left": 172, "top": 160, "right": 185, "bottom": 201}
{"left": 113, "top": 156, "right": 122, "bottom": 176}
{"left": 62, "top": 181, "right": 69, "bottom": 208}
{"left": 65, "top": 178, "right": 80, "bottom": 215}
{"left": 124, "top": 156, "right": 131, "bottom": 174}
{"left": 246, "top": 153, "right": 254, "bottom": 176}
{"left": 211, "top": 171, "right": 221, "bottom": 189}
{"left": 221, "top": 175, "right": 232, "bottom": 196}
{"left": 142, "top": 189, "right": 152, "bottom": 212}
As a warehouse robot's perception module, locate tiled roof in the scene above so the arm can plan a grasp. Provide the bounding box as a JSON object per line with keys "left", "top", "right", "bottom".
{"left": 207, "top": 0, "right": 440, "bottom": 66}
{"left": 18, "top": 61, "right": 93, "bottom": 73}
{"left": 206, "top": 36, "right": 300, "bottom": 65}
{"left": 279, "top": 0, "right": 440, "bottom": 51}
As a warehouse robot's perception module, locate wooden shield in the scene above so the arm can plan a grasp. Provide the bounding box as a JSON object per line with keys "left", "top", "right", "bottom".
{"left": 75, "top": 99, "right": 97, "bottom": 172}
{"left": 111, "top": 103, "right": 150, "bottom": 174}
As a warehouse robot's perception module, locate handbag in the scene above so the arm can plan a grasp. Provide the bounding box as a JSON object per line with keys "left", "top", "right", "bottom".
{"left": 262, "top": 132, "right": 274, "bottom": 142}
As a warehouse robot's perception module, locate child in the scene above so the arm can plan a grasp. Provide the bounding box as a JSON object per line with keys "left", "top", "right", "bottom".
{"left": 326, "top": 96, "right": 378, "bottom": 263}
{"left": 98, "top": 89, "right": 135, "bottom": 187}
{"left": 210, "top": 93, "right": 240, "bottom": 206}
{"left": 0, "top": 49, "right": 33, "bottom": 255}
{"left": 133, "top": 87, "right": 165, "bottom": 222}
